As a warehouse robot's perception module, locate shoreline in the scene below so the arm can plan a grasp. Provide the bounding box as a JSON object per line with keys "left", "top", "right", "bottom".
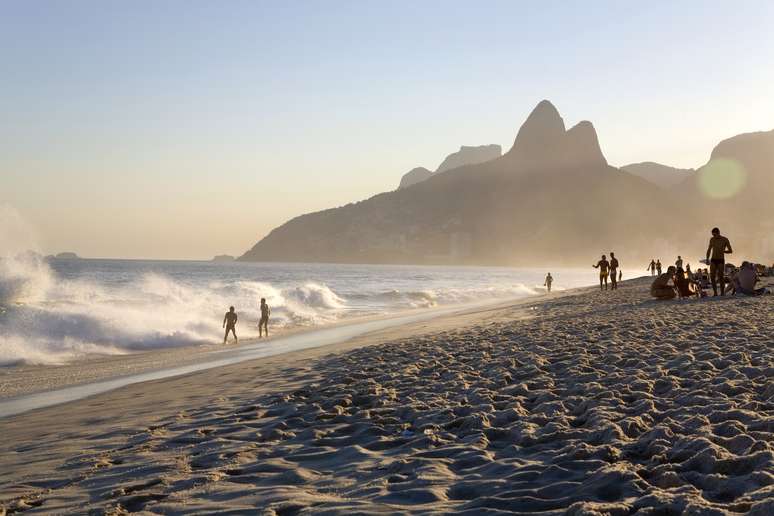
{"left": 2, "top": 276, "right": 772, "bottom": 514}
{"left": 0, "top": 286, "right": 585, "bottom": 417}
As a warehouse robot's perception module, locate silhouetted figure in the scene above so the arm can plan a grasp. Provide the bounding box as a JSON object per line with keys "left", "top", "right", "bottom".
{"left": 647, "top": 260, "right": 656, "bottom": 276}
{"left": 684, "top": 264, "right": 705, "bottom": 297}
{"left": 259, "top": 298, "right": 270, "bottom": 337}
{"left": 223, "top": 306, "right": 238, "bottom": 344}
{"left": 593, "top": 255, "right": 610, "bottom": 290}
{"left": 706, "top": 227, "right": 733, "bottom": 296}
{"left": 618, "top": 270, "right": 622, "bottom": 282}
{"left": 737, "top": 261, "right": 767, "bottom": 295}
{"left": 544, "top": 273, "right": 553, "bottom": 293}
{"left": 609, "top": 252, "right": 619, "bottom": 290}
{"left": 651, "top": 266, "right": 677, "bottom": 300}
{"left": 685, "top": 264, "right": 696, "bottom": 286}
{"left": 656, "top": 260, "right": 662, "bottom": 275}
{"left": 675, "top": 255, "right": 683, "bottom": 269}
{"left": 698, "top": 268, "right": 711, "bottom": 290}
{"left": 674, "top": 266, "right": 698, "bottom": 299}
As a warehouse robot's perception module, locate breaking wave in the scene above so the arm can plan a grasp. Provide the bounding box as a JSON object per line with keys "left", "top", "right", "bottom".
{"left": 1, "top": 207, "right": 575, "bottom": 367}
{"left": 0, "top": 255, "right": 547, "bottom": 366}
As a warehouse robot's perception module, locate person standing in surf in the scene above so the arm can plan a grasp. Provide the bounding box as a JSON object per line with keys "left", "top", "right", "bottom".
{"left": 593, "top": 255, "right": 610, "bottom": 290}
{"left": 223, "top": 306, "right": 238, "bottom": 344}
{"left": 647, "top": 259, "right": 656, "bottom": 276}
{"left": 656, "top": 259, "right": 662, "bottom": 275}
{"left": 544, "top": 272, "right": 553, "bottom": 293}
{"left": 259, "top": 298, "right": 270, "bottom": 338}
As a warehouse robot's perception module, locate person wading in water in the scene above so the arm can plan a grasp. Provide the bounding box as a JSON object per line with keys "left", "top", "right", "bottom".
{"left": 223, "top": 306, "right": 238, "bottom": 344}
{"left": 259, "top": 298, "right": 271, "bottom": 338}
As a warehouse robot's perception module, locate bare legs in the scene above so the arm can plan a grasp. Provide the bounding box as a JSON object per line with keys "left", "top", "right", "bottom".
{"left": 224, "top": 326, "right": 237, "bottom": 344}
{"left": 709, "top": 261, "right": 725, "bottom": 296}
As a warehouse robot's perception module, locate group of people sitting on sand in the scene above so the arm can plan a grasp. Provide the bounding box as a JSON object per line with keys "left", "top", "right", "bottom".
{"left": 650, "top": 227, "right": 770, "bottom": 300}
{"left": 222, "top": 298, "right": 271, "bottom": 344}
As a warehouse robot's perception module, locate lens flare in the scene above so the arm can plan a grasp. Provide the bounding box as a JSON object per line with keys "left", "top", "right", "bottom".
{"left": 697, "top": 158, "right": 747, "bottom": 200}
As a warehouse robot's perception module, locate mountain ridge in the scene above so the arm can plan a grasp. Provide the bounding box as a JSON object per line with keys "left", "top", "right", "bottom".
{"left": 398, "top": 144, "right": 502, "bottom": 190}
{"left": 241, "top": 100, "right": 707, "bottom": 266}
{"left": 621, "top": 162, "right": 695, "bottom": 187}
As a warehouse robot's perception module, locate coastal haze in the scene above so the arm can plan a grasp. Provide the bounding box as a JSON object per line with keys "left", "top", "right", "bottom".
{"left": 2, "top": 2, "right": 774, "bottom": 260}
{"left": 240, "top": 101, "right": 774, "bottom": 266}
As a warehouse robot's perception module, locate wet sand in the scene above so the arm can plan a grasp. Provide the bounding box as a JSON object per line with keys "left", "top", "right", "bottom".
{"left": 0, "top": 298, "right": 537, "bottom": 414}
{"left": 1, "top": 277, "right": 772, "bottom": 514}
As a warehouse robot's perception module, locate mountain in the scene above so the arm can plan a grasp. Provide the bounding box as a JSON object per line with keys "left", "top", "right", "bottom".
{"left": 435, "top": 144, "right": 502, "bottom": 174}
{"left": 398, "top": 167, "right": 433, "bottom": 190}
{"left": 680, "top": 129, "right": 774, "bottom": 260}
{"left": 681, "top": 129, "right": 774, "bottom": 217}
{"left": 621, "top": 162, "right": 695, "bottom": 187}
{"left": 700, "top": 129, "right": 774, "bottom": 210}
{"left": 241, "top": 100, "right": 694, "bottom": 266}
{"left": 397, "top": 145, "right": 502, "bottom": 190}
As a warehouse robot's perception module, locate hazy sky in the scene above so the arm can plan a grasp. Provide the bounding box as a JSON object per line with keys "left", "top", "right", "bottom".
{"left": 2, "top": 1, "right": 773, "bottom": 259}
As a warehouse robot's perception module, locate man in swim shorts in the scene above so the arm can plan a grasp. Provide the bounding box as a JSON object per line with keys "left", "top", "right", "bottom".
{"left": 259, "top": 298, "right": 270, "bottom": 337}
{"left": 544, "top": 272, "right": 553, "bottom": 293}
{"left": 705, "top": 227, "right": 733, "bottom": 296}
{"left": 223, "top": 306, "right": 238, "bottom": 344}
{"left": 593, "top": 255, "right": 610, "bottom": 290}
{"left": 609, "top": 252, "right": 619, "bottom": 290}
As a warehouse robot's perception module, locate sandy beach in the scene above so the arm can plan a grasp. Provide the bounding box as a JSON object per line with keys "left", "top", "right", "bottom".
{"left": 1, "top": 277, "right": 772, "bottom": 514}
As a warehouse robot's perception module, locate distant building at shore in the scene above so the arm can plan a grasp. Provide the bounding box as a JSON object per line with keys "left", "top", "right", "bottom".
{"left": 52, "top": 252, "right": 80, "bottom": 260}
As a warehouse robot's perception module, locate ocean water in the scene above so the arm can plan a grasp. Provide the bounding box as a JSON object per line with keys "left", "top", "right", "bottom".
{"left": 0, "top": 257, "right": 593, "bottom": 366}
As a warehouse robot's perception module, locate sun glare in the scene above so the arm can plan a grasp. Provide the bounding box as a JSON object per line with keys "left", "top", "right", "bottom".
{"left": 697, "top": 158, "right": 747, "bottom": 200}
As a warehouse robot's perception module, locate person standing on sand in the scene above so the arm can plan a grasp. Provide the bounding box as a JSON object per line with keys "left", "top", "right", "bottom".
{"left": 259, "top": 298, "right": 270, "bottom": 337}
{"left": 619, "top": 270, "right": 622, "bottom": 283}
{"left": 544, "top": 273, "right": 553, "bottom": 293}
{"left": 656, "top": 260, "right": 662, "bottom": 275}
{"left": 609, "top": 252, "right": 619, "bottom": 290}
{"left": 647, "top": 259, "right": 656, "bottom": 276}
{"left": 706, "top": 227, "right": 733, "bottom": 296}
{"left": 223, "top": 306, "right": 238, "bottom": 344}
{"left": 593, "top": 255, "right": 610, "bottom": 290}
{"left": 675, "top": 255, "right": 683, "bottom": 269}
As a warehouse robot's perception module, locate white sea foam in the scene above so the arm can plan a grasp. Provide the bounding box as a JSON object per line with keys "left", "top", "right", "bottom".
{"left": 0, "top": 259, "right": 551, "bottom": 366}
{"left": 0, "top": 263, "right": 352, "bottom": 365}
{"left": 0, "top": 205, "right": 592, "bottom": 366}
